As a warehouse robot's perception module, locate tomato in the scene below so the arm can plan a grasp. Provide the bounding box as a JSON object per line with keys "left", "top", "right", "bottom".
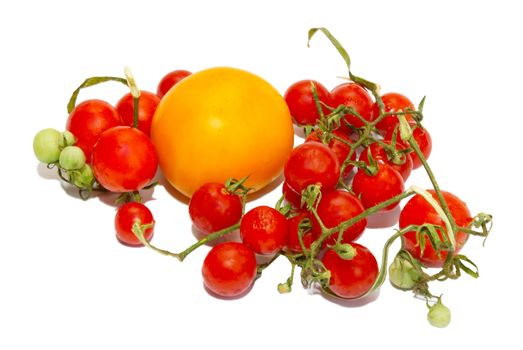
{"left": 312, "top": 190, "right": 367, "bottom": 245}
{"left": 284, "top": 80, "right": 331, "bottom": 126}
{"left": 286, "top": 211, "right": 315, "bottom": 253}
{"left": 189, "top": 183, "right": 243, "bottom": 234}
{"left": 399, "top": 190, "right": 472, "bottom": 268}
{"left": 151, "top": 67, "right": 294, "bottom": 197}
{"left": 202, "top": 242, "right": 257, "bottom": 298}
{"left": 330, "top": 82, "right": 374, "bottom": 129}
{"left": 321, "top": 243, "right": 378, "bottom": 299}
{"left": 351, "top": 163, "right": 405, "bottom": 211}
{"left": 156, "top": 70, "right": 192, "bottom": 98}
{"left": 116, "top": 90, "right": 161, "bottom": 136}
{"left": 384, "top": 126, "right": 432, "bottom": 169}
{"left": 284, "top": 142, "right": 340, "bottom": 194}
{"left": 91, "top": 126, "right": 158, "bottom": 192}
{"left": 66, "top": 99, "right": 121, "bottom": 161}
{"left": 240, "top": 206, "right": 288, "bottom": 255}
{"left": 375, "top": 93, "right": 415, "bottom": 133}
{"left": 358, "top": 142, "right": 413, "bottom": 181}
{"left": 114, "top": 202, "right": 154, "bottom": 246}
{"left": 306, "top": 129, "right": 356, "bottom": 176}
{"left": 282, "top": 181, "right": 302, "bottom": 208}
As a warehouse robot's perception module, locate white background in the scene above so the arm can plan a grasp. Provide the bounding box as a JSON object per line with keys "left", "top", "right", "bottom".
{"left": 1, "top": 0, "right": 520, "bottom": 348}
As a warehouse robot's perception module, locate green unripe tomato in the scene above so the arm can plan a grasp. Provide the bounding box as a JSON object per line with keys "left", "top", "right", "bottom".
{"left": 427, "top": 299, "right": 451, "bottom": 328}
{"left": 72, "top": 164, "right": 95, "bottom": 189}
{"left": 389, "top": 253, "right": 422, "bottom": 290}
{"left": 33, "top": 128, "right": 62, "bottom": 163}
{"left": 59, "top": 146, "right": 86, "bottom": 170}
{"left": 61, "top": 130, "right": 77, "bottom": 147}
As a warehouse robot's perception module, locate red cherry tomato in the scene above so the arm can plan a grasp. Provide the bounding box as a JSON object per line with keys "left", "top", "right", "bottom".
{"left": 306, "top": 129, "right": 356, "bottom": 176}
{"left": 312, "top": 190, "right": 367, "bottom": 245}
{"left": 375, "top": 93, "right": 415, "bottom": 133}
{"left": 156, "top": 70, "right": 192, "bottom": 98}
{"left": 384, "top": 126, "right": 432, "bottom": 169}
{"left": 282, "top": 181, "right": 302, "bottom": 208}
{"left": 351, "top": 163, "right": 405, "bottom": 211}
{"left": 399, "top": 190, "right": 472, "bottom": 268}
{"left": 286, "top": 211, "right": 315, "bottom": 253}
{"left": 114, "top": 202, "right": 154, "bottom": 246}
{"left": 91, "top": 126, "right": 158, "bottom": 192}
{"left": 240, "top": 206, "right": 288, "bottom": 255}
{"left": 359, "top": 142, "right": 413, "bottom": 181}
{"left": 330, "top": 82, "right": 374, "bottom": 129}
{"left": 284, "top": 80, "right": 331, "bottom": 126}
{"left": 66, "top": 99, "right": 121, "bottom": 161}
{"left": 284, "top": 142, "right": 340, "bottom": 194}
{"left": 116, "top": 90, "right": 160, "bottom": 136}
{"left": 202, "top": 242, "right": 257, "bottom": 298}
{"left": 321, "top": 243, "right": 378, "bottom": 299}
{"left": 189, "top": 183, "right": 243, "bottom": 234}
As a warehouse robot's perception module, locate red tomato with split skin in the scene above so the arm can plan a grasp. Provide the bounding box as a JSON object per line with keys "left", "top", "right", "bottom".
{"left": 157, "top": 70, "right": 192, "bottom": 98}
{"left": 306, "top": 129, "right": 356, "bottom": 177}
{"left": 91, "top": 126, "right": 158, "bottom": 192}
{"left": 322, "top": 242, "right": 379, "bottom": 299}
{"left": 114, "top": 202, "right": 154, "bottom": 247}
{"left": 116, "top": 90, "right": 161, "bottom": 137}
{"left": 351, "top": 163, "right": 405, "bottom": 211}
{"left": 312, "top": 190, "right": 367, "bottom": 246}
{"left": 330, "top": 82, "right": 374, "bottom": 130}
{"left": 399, "top": 190, "right": 472, "bottom": 268}
{"left": 189, "top": 182, "right": 243, "bottom": 234}
{"left": 66, "top": 99, "right": 121, "bottom": 161}
{"left": 202, "top": 242, "right": 257, "bottom": 298}
{"left": 284, "top": 80, "right": 332, "bottom": 126}
{"left": 240, "top": 206, "right": 288, "bottom": 255}
{"left": 284, "top": 141, "right": 340, "bottom": 194}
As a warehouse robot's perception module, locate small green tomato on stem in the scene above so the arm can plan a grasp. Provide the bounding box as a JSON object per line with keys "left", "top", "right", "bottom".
{"left": 33, "top": 128, "right": 63, "bottom": 163}
{"left": 427, "top": 296, "right": 451, "bottom": 328}
{"left": 59, "top": 146, "right": 86, "bottom": 170}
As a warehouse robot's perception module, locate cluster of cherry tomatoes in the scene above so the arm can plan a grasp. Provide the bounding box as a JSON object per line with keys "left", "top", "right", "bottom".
{"left": 33, "top": 27, "right": 492, "bottom": 328}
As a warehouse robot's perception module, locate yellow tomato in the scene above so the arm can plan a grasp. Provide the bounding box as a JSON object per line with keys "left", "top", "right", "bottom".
{"left": 151, "top": 67, "right": 294, "bottom": 198}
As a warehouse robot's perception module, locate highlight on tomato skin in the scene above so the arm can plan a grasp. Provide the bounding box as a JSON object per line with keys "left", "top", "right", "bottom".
{"left": 240, "top": 206, "right": 288, "bottom": 255}
{"left": 91, "top": 126, "right": 158, "bottom": 193}
{"left": 202, "top": 242, "right": 257, "bottom": 298}
{"left": 398, "top": 190, "right": 473, "bottom": 268}
{"left": 66, "top": 99, "right": 122, "bottom": 162}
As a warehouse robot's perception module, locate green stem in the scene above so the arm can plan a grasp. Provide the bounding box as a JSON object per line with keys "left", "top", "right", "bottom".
{"left": 67, "top": 76, "right": 128, "bottom": 113}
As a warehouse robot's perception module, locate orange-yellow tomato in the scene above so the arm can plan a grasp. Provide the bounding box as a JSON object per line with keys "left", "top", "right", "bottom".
{"left": 151, "top": 67, "right": 294, "bottom": 198}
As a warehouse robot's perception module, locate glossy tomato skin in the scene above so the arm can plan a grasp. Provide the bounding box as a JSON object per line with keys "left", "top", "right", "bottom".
{"left": 240, "top": 206, "right": 288, "bottom": 255}
{"left": 202, "top": 242, "right": 257, "bottom": 298}
{"left": 359, "top": 142, "right": 413, "bottom": 181}
{"left": 330, "top": 82, "right": 374, "bottom": 129}
{"left": 312, "top": 190, "right": 367, "bottom": 245}
{"left": 284, "top": 142, "right": 340, "bottom": 194}
{"left": 282, "top": 181, "right": 302, "bottom": 208}
{"left": 375, "top": 93, "right": 415, "bottom": 133}
{"left": 156, "top": 70, "right": 192, "bottom": 98}
{"left": 286, "top": 211, "right": 315, "bottom": 253}
{"left": 189, "top": 183, "right": 243, "bottom": 234}
{"left": 385, "top": 126, "right": 432, "bottom": 169}
{"left": 116, "top": 90, "right": 161, "bottom": 137}
{"left": 91, "top": 126, "right": 158, "bottom": 192}
{"left": 399, "top": 190, "right": 472, "bottom": 268}
{"left": 152, "top": 67, "right": 294, "bottom": 197}
{"left": 306, "top": 130, "right": 356, "bottom": 176}
{"left": 322, "top": 243, "right": 379, "bottom": 299}
{"left": 351, "top": 163, "right": 405, "bottom": 211}
{"left": 114, "top": 202, "right": 154, "bottom": 246}
{"left": 66, "top": 99, "right": 121, "bottom": 161}
{"left": 284, "top": 80, "right": 331, "bottom": 126}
